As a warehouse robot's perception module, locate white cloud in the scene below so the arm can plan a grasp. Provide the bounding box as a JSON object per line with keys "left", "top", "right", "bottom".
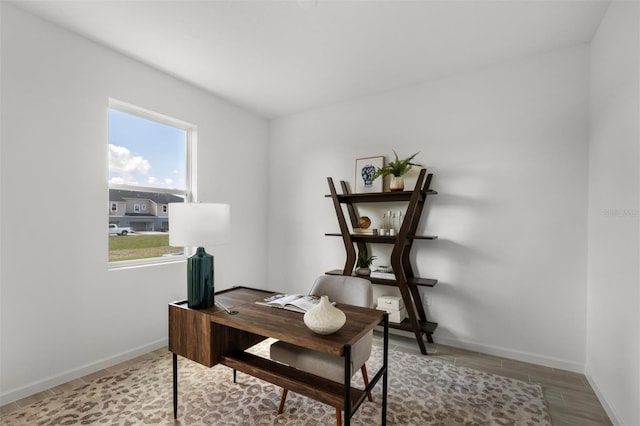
{"left": 164, "top": 178, "right": 174, "bottom": 185}
{"left": 147, "top": 176, "right": 158, "bottom": 184}
{"left": 108, "top": 176, "right": 127, "bottom": 185}
{"left": 108, "top": 144, "right": 151, "bottom": 185}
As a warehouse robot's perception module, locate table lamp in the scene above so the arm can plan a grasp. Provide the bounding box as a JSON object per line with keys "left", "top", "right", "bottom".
{"left": 168, "top": 203, "right": 230, "bottom": 309}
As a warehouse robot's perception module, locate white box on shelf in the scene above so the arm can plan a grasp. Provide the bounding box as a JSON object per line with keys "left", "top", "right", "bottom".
{"left": 377, "top": 295, "right": 404, "bottom": 311}
{"left": 376, "top": 305, "right": 407, "bottom": 323}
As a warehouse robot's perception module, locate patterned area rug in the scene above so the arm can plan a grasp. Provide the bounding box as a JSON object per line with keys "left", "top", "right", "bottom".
{"left": 2, "top": 340, "right": 551, "bottom": 425}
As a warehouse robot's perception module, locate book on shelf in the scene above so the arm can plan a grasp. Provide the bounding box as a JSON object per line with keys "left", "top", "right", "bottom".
{"left": 352, "top": 227, "right": 378, "bottom": 235}
{"left": 370, "top": 269, "right": 396, "bottom": 280}
{"left": 255, "top": 294, "right": 329, "bottom": 313}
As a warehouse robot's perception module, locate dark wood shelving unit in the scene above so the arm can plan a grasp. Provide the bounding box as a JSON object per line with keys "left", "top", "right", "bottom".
{"left": 325, "top": 168, "right": 438, "bottom": 355}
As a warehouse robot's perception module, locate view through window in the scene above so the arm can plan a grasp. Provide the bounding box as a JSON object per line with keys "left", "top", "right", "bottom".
{"left": 108, "top": 103, "right": 191, "bottom": 263}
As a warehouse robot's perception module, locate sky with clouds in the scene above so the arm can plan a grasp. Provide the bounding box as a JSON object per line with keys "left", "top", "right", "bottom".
{"left": 108, "top": 109, "right": 186, "bottom": 190}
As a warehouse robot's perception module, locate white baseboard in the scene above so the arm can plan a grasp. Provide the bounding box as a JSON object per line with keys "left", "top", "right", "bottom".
{"left": 377, "top": 327, "right": 585, "bottom": 373}
{"left": 434, "top": 336, "right": 584, "bottom": 373}
{"left": 584, "top": 370, "right": 623, "bottom": 426}
{"left": 0, "top": 338, "right": 168, "bottom": 406}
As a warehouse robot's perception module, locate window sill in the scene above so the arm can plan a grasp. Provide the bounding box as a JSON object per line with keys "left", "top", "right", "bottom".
{"left": 108, "top": 254, "right": 187, "bottom": 271}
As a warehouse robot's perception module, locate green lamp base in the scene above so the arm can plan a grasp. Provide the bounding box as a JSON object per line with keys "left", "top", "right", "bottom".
{"left": 187, "top": 247, "right": 214, "bottom": 309}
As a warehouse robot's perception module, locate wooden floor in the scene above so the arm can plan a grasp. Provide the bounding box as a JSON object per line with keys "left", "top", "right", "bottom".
{"left": 377, "top": 333, "right": 612, "bottom": 426}
{"left": 2, "top": 334, "right": 612, "bottom": 425}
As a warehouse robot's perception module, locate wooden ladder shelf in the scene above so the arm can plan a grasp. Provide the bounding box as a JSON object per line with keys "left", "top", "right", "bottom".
{"left": 325, "top": 168, "right": 438, "bottom": 355}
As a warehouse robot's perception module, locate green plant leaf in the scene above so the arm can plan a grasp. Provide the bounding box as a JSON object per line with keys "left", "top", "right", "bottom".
{"left": 373, "top": 151, "right": 422, "bottom": 180}
{"left": 356, "top": 252, "right": 376, "bottom": 267}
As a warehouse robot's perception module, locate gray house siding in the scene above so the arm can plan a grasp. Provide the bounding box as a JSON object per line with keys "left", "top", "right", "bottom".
{"left": 108, "top": 189, "right": 182, "bottom": 232}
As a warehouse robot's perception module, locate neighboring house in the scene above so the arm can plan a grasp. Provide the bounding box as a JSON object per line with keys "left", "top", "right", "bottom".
{"left": 108, "top": 189, "right": 183, "bottom": 232}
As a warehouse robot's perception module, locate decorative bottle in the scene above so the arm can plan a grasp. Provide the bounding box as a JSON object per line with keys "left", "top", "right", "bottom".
{"left": 380, "top": 212, "right": 387, "bottom": 236}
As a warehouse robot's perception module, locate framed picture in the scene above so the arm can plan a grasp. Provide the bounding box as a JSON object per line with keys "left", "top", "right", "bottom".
{"left": 355, "top": 156, "right": 384, "bottom": 193}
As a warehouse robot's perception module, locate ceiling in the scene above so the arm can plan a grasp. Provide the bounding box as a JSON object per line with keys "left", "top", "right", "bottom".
{"left": 12, "top": 0, "right": 610, "bottom": 118}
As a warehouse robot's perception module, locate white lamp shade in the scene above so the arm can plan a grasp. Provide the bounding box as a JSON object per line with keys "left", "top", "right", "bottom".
{"left": 168, "top": 203, "right": 230, "bottom": 247}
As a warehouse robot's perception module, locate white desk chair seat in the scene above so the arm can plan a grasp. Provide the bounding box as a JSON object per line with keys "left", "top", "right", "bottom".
{"left": 270, "top": 331, "right": 372, "bottom": 383}
{"left": 269, "top": 275, "right": 374, "bottom": 426}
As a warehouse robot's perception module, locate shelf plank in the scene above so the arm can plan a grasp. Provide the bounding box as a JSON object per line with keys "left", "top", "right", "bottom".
{"left": 370, "top": 276, "right": 438, "bottom": 288}
{"left": 408, "top": 277, "right": 438, "bottom": 287}
{"left": 325, "top": 270, "right": 438, "bottom": 287}
{"left": 325, "top": 233, "right": 438, "bottom": 241}
{"left": 324, "top": 189, "right": 437, "bottom": 203}
{"left": 388, "top": 319, "right": 438, "bottom": 335}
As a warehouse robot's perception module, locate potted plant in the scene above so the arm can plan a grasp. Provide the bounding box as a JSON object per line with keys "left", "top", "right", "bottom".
{"left": 355, "top": 252, "right": 376, "bottom": 276}
{"left": 373, "top": 150, "right": 421, "bottom": 191}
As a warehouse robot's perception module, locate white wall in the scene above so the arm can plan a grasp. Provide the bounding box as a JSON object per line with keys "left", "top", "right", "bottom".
{"left": 0, "top": 4, "right": 270, "bottom": 404}
{"left": 587, "top": 2, "right": 640, "bottom": 425}
{"left": 269, "top": 45, "right": 590, "bottom": 371}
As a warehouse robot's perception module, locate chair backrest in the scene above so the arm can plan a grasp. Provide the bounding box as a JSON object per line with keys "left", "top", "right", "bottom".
{"left": 309, "top": 275, "right": 373, "bottom": 309}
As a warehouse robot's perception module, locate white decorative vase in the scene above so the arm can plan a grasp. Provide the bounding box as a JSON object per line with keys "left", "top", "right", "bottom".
{"left": 303, "top": 295, "right": 346, "bottom": 335}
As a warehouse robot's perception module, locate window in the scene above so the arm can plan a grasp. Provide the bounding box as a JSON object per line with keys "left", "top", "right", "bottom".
{"left": 108, "top": 100, "right": 193, "bottom": 265}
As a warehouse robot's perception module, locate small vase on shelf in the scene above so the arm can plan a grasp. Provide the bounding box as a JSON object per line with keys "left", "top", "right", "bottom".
{"left": 389, "top": 175, "right": 404, "bottom": 191}
{"left": 355, "top": 266, "right": 371, "bottom": 276}
{"left": 303, "top": 295, "right": 346, "bottom": 335}
{"left": 355, "top": 252, "right": 376, "bottom": 277}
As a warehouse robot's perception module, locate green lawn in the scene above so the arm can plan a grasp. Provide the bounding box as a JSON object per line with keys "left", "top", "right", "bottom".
{"left": 109, "top": 234, "right": 183, "bottom": 262}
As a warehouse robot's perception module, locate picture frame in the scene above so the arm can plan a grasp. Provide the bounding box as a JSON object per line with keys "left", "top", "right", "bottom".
{"left": 355, "top": 156, "right": 384, "bottom": 193}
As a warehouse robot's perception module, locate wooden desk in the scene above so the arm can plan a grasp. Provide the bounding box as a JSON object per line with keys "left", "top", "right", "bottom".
{"left": 169, "top": 286, "right": 389, "bottom": 425}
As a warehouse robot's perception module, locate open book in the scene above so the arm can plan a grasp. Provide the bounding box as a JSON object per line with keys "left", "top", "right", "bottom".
{"left": 256, "top": 294, "right": 326, "bottom": 314}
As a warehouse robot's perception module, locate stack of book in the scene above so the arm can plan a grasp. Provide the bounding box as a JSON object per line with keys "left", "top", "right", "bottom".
{"left": 352, "top": 227, "right": 378, "bottom": 235}
{"left": 370, "top": 267, "right": 395, "bottom": 280}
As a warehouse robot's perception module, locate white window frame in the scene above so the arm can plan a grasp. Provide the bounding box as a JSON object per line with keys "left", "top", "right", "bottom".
{"left": 108, "top": 99, "right": 195, "bottom": 269}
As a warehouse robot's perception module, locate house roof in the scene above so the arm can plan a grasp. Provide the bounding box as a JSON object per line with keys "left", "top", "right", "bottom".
{"left": 109, "top": 189, "right": 184, "bottom": 205}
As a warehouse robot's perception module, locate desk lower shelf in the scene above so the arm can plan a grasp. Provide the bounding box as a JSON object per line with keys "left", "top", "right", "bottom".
{"left": 221, "top": 352, "right": 367, "bottom": 410}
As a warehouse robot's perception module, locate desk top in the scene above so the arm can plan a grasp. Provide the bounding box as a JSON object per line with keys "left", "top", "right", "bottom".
{"left": 170, "top": 286, "right": 384, "bottom": 357}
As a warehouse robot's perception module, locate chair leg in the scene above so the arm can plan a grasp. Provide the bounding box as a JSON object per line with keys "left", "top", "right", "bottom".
{"left": 278, "top": 388, "right": 288, "bottom": 414}
{"left": 277, "top": 368, "right": 368, "bottom": 422}
{"left": 361, "top": 364, "right": 373, "bottom": 402}
{"left": 233, "top": 369, "right": 237, "bottom": 383}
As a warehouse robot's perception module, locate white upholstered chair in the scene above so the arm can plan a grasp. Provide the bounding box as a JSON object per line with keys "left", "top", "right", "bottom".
{"left": 269, "top": 275, "right": 374, "bottom": 426}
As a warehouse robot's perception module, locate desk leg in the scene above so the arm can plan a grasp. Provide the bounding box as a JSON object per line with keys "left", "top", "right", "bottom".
{"left": 344, "top": 343, "right": 352, "bottom": 426}
{"left": 173, "top": 353, "right": 178, "bottom": 419}
{"left": 382, "top": 313, "right": 389, "bottom": 426}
